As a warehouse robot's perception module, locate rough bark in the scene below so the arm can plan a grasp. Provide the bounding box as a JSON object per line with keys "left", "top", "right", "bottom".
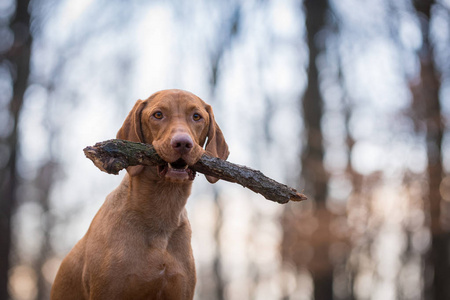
{"left": 83, "top": 139, "right": 307, "bottom": 204}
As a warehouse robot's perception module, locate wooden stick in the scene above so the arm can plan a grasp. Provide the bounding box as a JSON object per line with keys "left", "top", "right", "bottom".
{"left": 83, "top": 139, "right": 307, "bottom": 204}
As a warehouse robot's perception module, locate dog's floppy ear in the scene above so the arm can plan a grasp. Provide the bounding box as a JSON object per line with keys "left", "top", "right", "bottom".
{"left": 117, "top": 100, "right": 147, "bottom": 143}
{"left": 116, "top": 100, "right": 148, "bottom": 176}
{"left": 204, "top": 104, "right": 229, "bottom": 183}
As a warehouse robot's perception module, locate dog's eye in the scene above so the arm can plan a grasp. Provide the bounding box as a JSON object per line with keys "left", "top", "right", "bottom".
{"left": 193, "top": 113, "right": 202, "bottom": 121}
{"left": 153, "top": 111, "right": 164, "bottom": 119}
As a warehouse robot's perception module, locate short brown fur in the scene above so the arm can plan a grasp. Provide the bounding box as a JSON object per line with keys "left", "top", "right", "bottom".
{"left": 51, "top": 90, "right": 229, "bottom": 300}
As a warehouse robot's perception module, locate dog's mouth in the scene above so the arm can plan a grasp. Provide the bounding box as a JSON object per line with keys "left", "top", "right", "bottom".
{"left": 157, "top": 159, "right": 196, "bottom": 181}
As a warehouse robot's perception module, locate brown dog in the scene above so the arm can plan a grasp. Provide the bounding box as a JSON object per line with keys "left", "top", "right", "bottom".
{"left": 51, "top": 90, "right": 229, "bottom": 299}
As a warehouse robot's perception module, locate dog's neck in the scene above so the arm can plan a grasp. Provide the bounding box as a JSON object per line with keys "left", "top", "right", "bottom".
{"left": 122, "top": 167, "right": 193, "bottom": 233}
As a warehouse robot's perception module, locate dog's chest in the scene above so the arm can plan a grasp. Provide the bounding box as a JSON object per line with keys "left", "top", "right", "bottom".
{"left": 118, "top": 247, "right": 187, "bottom": 298}
{"left": 147, "top": 246, "right": 183, "bottom": 277}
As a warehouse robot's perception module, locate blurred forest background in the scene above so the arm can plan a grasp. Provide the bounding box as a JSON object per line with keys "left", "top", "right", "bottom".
{"left": 1, "top": 0, "right": 449, "bottom": 299}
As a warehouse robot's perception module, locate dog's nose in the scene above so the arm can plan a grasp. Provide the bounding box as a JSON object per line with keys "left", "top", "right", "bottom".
{"left": 171, "top": 134, "right": 194, "bottom": 154}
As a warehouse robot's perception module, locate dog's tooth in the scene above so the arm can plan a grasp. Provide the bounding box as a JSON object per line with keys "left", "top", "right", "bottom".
{"left": 168, "top": 163, "right": 173, "bottom": 169}
{"left": 183, "top": 165, "right": 188, "bottom": 169}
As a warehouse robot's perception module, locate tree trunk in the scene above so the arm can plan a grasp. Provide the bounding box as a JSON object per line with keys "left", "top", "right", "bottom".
{"left": 411, "top": 1, "right": 448, "bottom": 299}
{"left": 281, "top": 0, "right": 332, "bottom": 299}
{"left": 0, "top": 1, "right": 32, "bottom": 299}
{"left": 302, "top": 1, "right": 332, "bottom": 299}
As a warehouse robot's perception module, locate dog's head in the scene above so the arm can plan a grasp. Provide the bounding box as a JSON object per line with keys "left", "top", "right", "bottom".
{"left": 117, "top": 89, "right": 229, "bottom": 183}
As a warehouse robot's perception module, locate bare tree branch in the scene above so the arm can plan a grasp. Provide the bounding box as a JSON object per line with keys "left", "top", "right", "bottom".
{"left": 83, "top": 139, "right": 307, "bottom": 204}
